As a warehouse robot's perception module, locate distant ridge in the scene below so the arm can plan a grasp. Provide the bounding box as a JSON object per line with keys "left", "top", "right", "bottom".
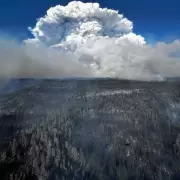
{"left": 0, "top": 76, "right": 180, "bottom": 96}
{"left": 0, "top": 78, "right": 41, "bottom": 95}
{"left": 165, "top": 77, "right": 180, "bottom": 81}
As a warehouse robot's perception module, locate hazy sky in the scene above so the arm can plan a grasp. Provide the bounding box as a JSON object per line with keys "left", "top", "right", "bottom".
{"left": 0, "top": 0, "right": 180, "bottom": 81}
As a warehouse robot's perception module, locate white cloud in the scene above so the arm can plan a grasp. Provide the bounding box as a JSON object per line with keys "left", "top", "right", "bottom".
{"left": 1, "top": 1, "right": 180, "bottom": 81}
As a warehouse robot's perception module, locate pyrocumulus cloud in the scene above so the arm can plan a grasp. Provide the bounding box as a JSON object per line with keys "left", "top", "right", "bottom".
{"left": 1, "top": 1, "right": 180, "bottom": 80}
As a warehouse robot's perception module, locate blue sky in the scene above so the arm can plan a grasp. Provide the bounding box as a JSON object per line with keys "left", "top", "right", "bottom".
{"left": 0, "top": 0, "right": 179, "bottom": 43}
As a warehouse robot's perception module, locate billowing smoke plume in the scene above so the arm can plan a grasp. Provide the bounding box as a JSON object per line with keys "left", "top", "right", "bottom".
{"left": 0, "top": 38, "right": 92, "bottom": 79}
{"left": 1, "top": 1, "right": 180, "bottom": 81}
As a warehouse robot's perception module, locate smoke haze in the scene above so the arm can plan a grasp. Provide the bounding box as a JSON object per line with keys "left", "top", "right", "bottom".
{"left": 0, "top": 1, "right": 180, "bottom": 81}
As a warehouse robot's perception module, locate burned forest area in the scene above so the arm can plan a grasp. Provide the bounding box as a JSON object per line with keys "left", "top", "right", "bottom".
{"left": 0, "top": 78, "right": 180, "bottom": 180}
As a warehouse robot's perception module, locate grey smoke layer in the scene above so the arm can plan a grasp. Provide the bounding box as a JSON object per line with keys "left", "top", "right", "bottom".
{"left": 0, "top": 1, "right": 180, "bottom": 80}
